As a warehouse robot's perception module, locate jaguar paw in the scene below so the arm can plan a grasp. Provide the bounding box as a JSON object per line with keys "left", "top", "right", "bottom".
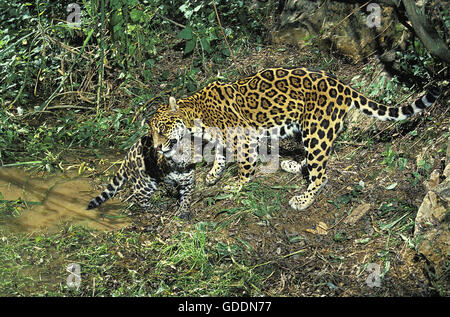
{"left": 288, "top": 194, "right": 314, "bottom": 211}
{"left": 281, "top": 160, "right": 303, "bottom": 174}
{"left": 205, "top": 172, "right": 221, "bottom": 186}
{"left": 223, "top": 183, "right": 243, "bottom": 192}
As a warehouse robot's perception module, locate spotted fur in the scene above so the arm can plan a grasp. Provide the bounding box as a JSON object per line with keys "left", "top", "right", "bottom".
{"left": 148, "top": 67, "right": 440, "bottom": 211}
{"left": 87, "top": 135, "right": 195, "bottom": 219}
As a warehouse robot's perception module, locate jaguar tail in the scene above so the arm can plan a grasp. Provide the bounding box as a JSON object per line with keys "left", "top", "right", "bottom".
{"left": 354, "top": 86, "right": 440, "bottom": 121}
{"left": 86, "top": 162, "right": 128, "bottom": 210}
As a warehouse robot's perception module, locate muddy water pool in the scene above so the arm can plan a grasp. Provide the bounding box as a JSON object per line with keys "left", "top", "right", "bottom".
{"left": 0, "top": 167, "right": 130, "bottom": 233}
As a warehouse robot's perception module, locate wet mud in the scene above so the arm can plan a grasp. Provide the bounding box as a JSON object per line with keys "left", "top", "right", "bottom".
{"left": 0, "top": 167, "right": 130, "bottom": 232}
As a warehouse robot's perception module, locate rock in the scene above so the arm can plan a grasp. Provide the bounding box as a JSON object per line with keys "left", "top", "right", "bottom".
{"left": 446, "top": 137, "right": 450, "bottom": 166}
{"left": 444, "top": 163, "right": 450, "bottom": 179}
{"left": 443, "top": 137, "right": 450, "bottom": 178}
{"left": 414, "top": 165, "right": 450, "bottom": 281}
{"left": 273, "top": 0, "right": 403, "bottom": 62}
{"left": 425, "top": 169, "right": 441, "bottom": 191}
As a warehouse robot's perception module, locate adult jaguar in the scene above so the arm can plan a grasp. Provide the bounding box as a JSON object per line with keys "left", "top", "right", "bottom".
{"left": 148, "top": 67, "right": 440, "bottom": 211}
{"left": 87, "top": 135, "right": 195, "bottom": 219}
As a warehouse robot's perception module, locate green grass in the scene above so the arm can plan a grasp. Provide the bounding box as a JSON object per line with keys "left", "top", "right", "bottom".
{"left": 0, "top": 179, "right": 285, "bottom": 296}
{"left": 217, "top": 181, "right": 284, "bottom": 222}
{"left": 0, "top": 222, "right": 267, "bottom": 296}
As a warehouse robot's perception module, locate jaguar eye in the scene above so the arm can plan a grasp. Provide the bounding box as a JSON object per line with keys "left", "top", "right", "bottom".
{"left": 168, "top": 139, "right": 177, "bottom": 147}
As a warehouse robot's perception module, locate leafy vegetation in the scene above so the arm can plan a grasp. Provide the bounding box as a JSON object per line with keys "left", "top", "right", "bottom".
{"left": 0, "top": 0, "right": 448, "bottom": 298}
{"left": 0, "top": 0, "right": 272, "bottom": 168}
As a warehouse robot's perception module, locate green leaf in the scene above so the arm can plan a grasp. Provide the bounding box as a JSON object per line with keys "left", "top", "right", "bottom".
{"left": 200, "top": 37, "right": 211, "bottom": 53}
{"left": 213, "top": 194, "right": 234, "bottom": 200}
{"left": 179, "top": 3, "right": 188, "bottom": 13}
{"left": 184, "top": 39, "right": 196, "bottom": 54}
{"left": 356, "top": 237, "right": 371, "bottom": 244}
{"left": 379, "top": 212, "right": 410, "bottom": 230}
{"left": 418, "top": 159, "right": 431, "bottom": 171}
{"left": 397, "top": 157, "right": 407, "bottom": 171}
{"left": 222, "top": 47, "right": 231, "bottom": 56}
{"left": 129, "top": 9, "right": 141, "bottom": 22}
{"left": 177, "top": 26, "right": 193, "bottom": 40}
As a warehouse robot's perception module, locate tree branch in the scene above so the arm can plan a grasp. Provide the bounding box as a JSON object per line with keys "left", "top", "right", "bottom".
{"left": 400, "top": 0, "right": 450, "bottom": 64}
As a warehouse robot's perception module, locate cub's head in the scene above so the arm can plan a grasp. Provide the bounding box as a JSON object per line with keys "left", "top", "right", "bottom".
{"left": 148, "top": 97, "right": 189, "bottom": 158}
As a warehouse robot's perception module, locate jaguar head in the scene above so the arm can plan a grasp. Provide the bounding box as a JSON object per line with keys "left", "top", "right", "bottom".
{"left": 148, "top": 97, "right": 189, "bottom": 158}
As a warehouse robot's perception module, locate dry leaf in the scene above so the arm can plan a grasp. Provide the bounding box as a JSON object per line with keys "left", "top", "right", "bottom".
{"left": 316, "top": 221, "right": 328, "bottom": 235}
{"left": 345, "top": 203, "right": 371, "bottom": 225}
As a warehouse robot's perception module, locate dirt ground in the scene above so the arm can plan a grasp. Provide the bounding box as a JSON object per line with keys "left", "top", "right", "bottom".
{"left": 112, "top": 45, "right": 446, "bottom": 297}
{"left": 92, "top": 45, "right": 448, "bottom": 296}
{"left": 122, "top": 137, "right": 441, "bottom": 296}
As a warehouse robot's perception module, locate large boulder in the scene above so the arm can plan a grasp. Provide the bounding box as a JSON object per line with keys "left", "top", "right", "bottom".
{"left": 414, "top": 161, "right": 449, "bottom": 287}
{"left": 273, "top": 0, "right": 404, "bottom": 62}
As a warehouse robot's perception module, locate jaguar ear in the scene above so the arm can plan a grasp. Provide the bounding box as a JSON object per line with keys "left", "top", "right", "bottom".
{"left": 169, "top": 96, "right": 178, "bottom": 111}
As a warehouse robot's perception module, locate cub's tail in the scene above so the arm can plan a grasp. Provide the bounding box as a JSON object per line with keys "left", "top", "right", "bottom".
{"left": 86, "top": 162, "right": 128, "bottom": 210}
{"left": 354, "top": 86, "right": 441, "bottom": 121}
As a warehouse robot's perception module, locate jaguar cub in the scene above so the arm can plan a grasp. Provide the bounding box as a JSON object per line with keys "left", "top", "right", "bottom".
{"left": 148, "top": 67, "right": 440, "bottom": 211}
{"left": 87, "top": 135, "right": 195, "bottom": 219}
